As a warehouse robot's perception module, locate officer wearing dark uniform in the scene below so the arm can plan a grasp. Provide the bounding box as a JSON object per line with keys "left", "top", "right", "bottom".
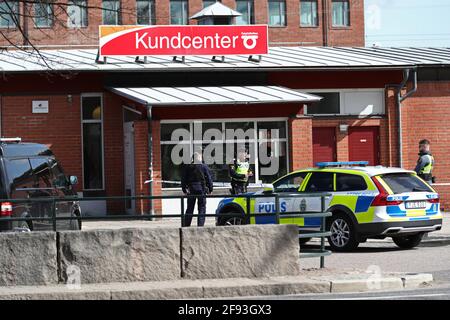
{"left": 181, "top": 152, "right": 213, "bottom": 227}
{"left": 414, "top": 139, "right": 435, "bottom": 184}
{"left": 229, "top": 149, "right": 253, "bottom": 195}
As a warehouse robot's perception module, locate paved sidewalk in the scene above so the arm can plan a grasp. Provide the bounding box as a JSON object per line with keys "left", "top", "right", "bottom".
{"left": 0, "top": 270, "right": 434, "bottom": 300}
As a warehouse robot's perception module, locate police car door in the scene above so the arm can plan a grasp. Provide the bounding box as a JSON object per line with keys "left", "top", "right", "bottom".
{"left": 254, "top": 172, "right": 307, "bottom": 224}
{"left": 296, "top": 172, "right": 334, "bottom": 226}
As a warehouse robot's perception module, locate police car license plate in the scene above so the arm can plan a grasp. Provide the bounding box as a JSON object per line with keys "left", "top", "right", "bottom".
{"left": 405, "top": 201, "right": 427, "bottom": 209}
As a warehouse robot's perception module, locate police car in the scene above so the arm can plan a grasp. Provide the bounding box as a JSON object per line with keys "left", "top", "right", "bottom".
{"left": 215, "top": 162, "right": 443, "bottom": 251}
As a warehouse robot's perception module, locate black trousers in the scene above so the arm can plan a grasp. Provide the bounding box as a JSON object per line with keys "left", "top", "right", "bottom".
{"left": 231, "top": 181, "right": 247, "bottom": 195}
{"left": 185, "top": 189, "right": 207, "bottom": 227}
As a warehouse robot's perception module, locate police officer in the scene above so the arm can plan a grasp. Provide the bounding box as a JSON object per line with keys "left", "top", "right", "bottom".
{"left": 414, "top": 139, "right": 435, "bottom": 184}
{"left": 181, "top": 152, "right": 213, "bottom": 227}
{"left": 229, "top": 149, "right": 253, "bottom": 195}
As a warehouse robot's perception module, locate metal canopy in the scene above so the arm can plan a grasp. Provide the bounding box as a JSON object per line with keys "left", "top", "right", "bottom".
{"left": 108, "top": 86, "right": 322, "bottom": 105}
{"left": 190, "top": 2, "right": 242, "bottom": 19}
{"left": 0, "top": 47, "right": 449, "bottom": 73}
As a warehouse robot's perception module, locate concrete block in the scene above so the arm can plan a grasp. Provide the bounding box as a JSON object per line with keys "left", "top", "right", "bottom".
{"left": 0, "top": 231, "right": 57, "bottom": 286}
{"left": 181, "top": 225, "right": 300, "bottom": 280}
{"left": 58, "top": 228, "right": 181, "bottom": 284}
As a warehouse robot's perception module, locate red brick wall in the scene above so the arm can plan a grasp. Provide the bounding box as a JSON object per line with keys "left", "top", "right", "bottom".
{"left": 0, "top": 0, "right": 364, "bottom": 47}
{"left": 1, "top": 94, "right": 83, "bottom": 190}
{"left": 0, "top": 92, "right": 126, "bottom": 213}
{"left": 401, "top": 82, "right": 450, "bottom": 209}
{"left": 289, "top": 115, "right": 313, "bottom": 170}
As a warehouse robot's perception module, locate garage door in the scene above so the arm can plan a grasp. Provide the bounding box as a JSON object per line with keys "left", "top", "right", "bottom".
{"left": 312, "top": 127, "right": 337, "bottom": 164}
{"left": 348, "top": 126, "right": 380, "bottom": 166}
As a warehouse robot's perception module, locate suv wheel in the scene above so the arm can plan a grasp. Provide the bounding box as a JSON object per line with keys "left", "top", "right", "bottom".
{"left": 392, "top": 233, "right": 424, "bottom": 249}
{"left": 327, "top": 213, "right": 359, "bottom": 252}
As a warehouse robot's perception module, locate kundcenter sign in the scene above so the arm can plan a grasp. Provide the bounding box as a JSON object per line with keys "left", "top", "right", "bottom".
{"left": 99, "top": 25, "right": 268, "bottom": 56}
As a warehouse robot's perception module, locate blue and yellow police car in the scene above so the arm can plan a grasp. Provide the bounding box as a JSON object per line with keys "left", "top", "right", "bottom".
{"left": 215, "top": 162, "right": 443, "bottom": 251}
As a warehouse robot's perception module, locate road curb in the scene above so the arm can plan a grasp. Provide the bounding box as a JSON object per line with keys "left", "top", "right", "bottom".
{"left": 0, "top": 273, "right": 435, "bottom": 299}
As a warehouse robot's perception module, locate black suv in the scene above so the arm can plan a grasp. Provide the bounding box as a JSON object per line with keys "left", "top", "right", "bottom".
{"left": 0, "top": 138, "right": 81, "bottom": 232}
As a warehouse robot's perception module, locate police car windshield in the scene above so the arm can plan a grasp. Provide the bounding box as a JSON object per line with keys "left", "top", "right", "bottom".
{"left": 380, "top": 173, "right": 433, "bottom": 194}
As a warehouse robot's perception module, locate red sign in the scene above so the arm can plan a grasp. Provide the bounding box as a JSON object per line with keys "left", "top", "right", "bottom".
{"left": 99, "top": 25, "right": 268, "bottom": 56}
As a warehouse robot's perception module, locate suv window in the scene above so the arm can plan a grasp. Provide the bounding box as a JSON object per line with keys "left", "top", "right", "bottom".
{"left": 49, "top": 159, "right": 68, "bottom": 188}
{"left": 305, "top": 172, "right": 334, "bottom": 192}
{"left": 30, "top": 158, "right": 53, "bottom": 188}
{"left": 274, "top": 172, "right": 307, "bottom": 193}
{"left": 336, "top": 173, "right": 367, "bottom": 191}
{"left": 380, "top": 173, "right": 433, "bottom": 193}
{"left": 4, "top": 159, "right": 34, "bottom": 189}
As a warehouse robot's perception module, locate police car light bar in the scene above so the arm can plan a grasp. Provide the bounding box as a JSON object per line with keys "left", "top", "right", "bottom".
{"left": 316, "top": 161, "right": 369, "bottom": 168}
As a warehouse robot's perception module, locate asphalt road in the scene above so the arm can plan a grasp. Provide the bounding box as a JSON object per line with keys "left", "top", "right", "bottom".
{"left": 250, "top": 285, "right": 450, "bottom": 300}
{"left": 300, "top": 213, "right": 450, "bottom": 284}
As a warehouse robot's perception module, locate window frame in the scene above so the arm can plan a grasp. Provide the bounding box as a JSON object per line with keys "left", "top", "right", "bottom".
{"left": 102, "top": 0, "right": 121, "bottom": 25}
{"left": 303, "top": 88, "right": 386, "bottom": 117}
{"left": 235, "top": 0, "right": 255, "bottom": 25}
{"left": 160, "top": 118, "right": 290, "bottom": 190}
{"left": 170, "top": 0, "right": 189, "bottom": 25}
{"left": 268, "top": 0, "right": 286, "bottom": 27}
{"left": 136, "top": 0, "right": 156, "bottom": 25}
{"left": 67, "top": 0, "right": 88, "bottom": 28}
{"left": 34, "top": 1, "right": 54, "bottom": 28}
{"left": 0, "top": 0, "right": 20, "bottom": 29}
{"left": 300, "top": 0, "right": 318, "bottom": 27}
{"left": 331, "top": 0, "right": 350, "bottom": 28}
{"left": 81, "top": 93, "right": 105, "bottom": 191}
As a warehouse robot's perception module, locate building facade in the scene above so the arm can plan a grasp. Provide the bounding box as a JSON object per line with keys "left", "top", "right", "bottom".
{"left": 1, "top": 48, "right": 449, "bottom": 215}
{"left": 0, "top": 0, "right": 364, "bottom": 48}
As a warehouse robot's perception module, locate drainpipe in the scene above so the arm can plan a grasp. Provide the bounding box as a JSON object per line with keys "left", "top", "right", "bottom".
{"left": 322, "top": 0, "right": 329, "bottom": 46}
{"left": 147, "top": 104, "right": 154, "bottom": 216}
{"left": 396, "top": 68, "right": 418, "bottom": 168}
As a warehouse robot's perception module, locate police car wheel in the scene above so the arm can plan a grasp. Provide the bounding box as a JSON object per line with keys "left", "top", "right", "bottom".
{"left": 327, "top": 213, "right": 359, "bottom": 252}
{"left": 223, "top": 217, "right": 245, "bottom": 226}
{"left": 392, "top": 233, "right": 424, "bottom": 249}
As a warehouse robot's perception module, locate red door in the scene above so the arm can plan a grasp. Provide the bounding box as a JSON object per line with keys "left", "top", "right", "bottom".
{"left": 348, "top": 127, "right": 380, "bottom": 166}
{"left": 312, "top": 127, "right": 337, "bottom": 164}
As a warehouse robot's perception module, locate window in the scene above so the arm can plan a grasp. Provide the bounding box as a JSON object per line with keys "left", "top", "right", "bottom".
{"left": 0, "top": 1, "right": 19, "bottom": 28}
{"left": 379, "top": 174, "right": 433, "bottom": 194}
{"left": 137, "top": 0, "right": 156, "bottom": 25}
{"left": 170, "top": 0, "right": 188, "bottom": 25}
{"left": 300, "top": 0, "right": 318, "bottom": 27}
{"left": 4, "top": 159, "right": 34, "bottom": 189}
{"left": 82, "top": 96, "right": 104, "bottom": 190}
{"left": 160, "top": 120, "right": 289, "bottom": 188}
{"left": 34, "top": 1, "right": 53, "bottom": 28}
{"left": 305, "top": 172, "right": 334, "bottom": 192}
{"left": 306, "top": 92, "right": 340, "bottom": 115}
{"left": 236, "top": 0, "right": 254, "bottom": 25}
{"left": 67, "top": 0, "right": 88, "bottom": 27}
{"left": 49, "top": 159, "right": 69, "bottom": 188}
{"left": 268, "top": 0, "right": 286, "bottom": 27}
{"left": 274, "top": 172, "right": 307, "bottom": 193}
{"left": 102, "top": 0, "right": 121, "bottom": 25}
{"left": 336, "top": 173, "right": 367, "bottom": 191}
{"left": 30, "top": 158, "right": 52, "bottom": 189}
{"left": 332, "top": 0, "right": 350, "bottom": 27}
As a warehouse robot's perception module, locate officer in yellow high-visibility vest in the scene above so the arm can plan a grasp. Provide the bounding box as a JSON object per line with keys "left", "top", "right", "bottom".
{"left": 229, "top": 149, "right": 253, "bottom": 194}
{"left": 414, "top": 139, "right": 435, "bottom": 184}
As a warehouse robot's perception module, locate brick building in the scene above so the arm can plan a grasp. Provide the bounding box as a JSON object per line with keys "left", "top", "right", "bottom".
{"left": 0, "top": 47, "right": 449, "bottom": 215}
{"left": 0, "top": 0, "right": 364, "bottom": 48}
